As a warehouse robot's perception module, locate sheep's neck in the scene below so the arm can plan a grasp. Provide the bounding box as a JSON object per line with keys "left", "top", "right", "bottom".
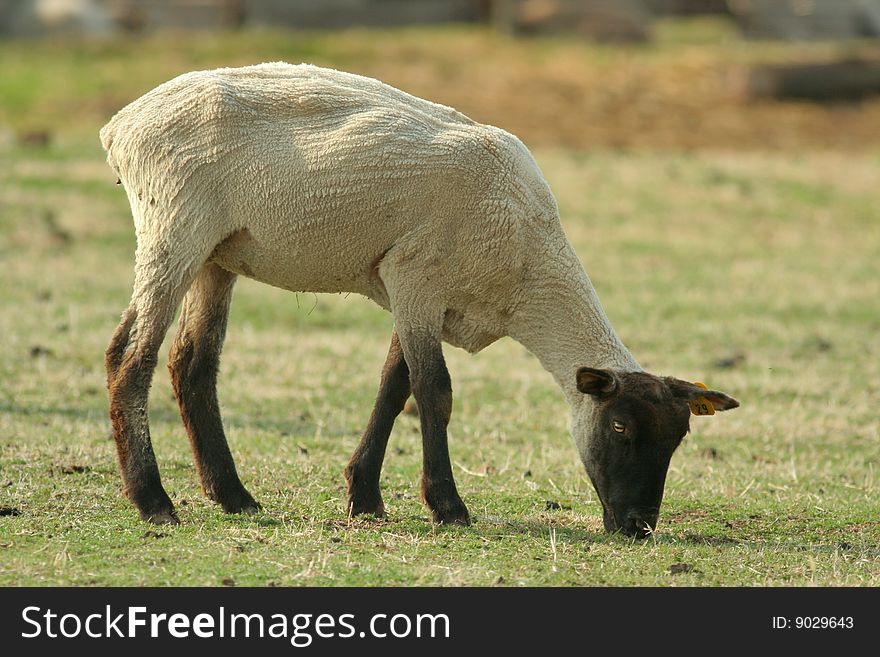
{"left": 509, "top": 253, "right": 641, "bottom": 405}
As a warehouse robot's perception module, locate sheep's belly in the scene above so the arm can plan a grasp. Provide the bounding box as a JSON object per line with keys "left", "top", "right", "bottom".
{"left": 209, "top": 229, "right": 504, "bottom": 353}
{"left": 208, "top": 227, "right": 387, "bottom": 302}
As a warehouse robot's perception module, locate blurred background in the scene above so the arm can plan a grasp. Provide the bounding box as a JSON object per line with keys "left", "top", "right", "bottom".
{"left": 4, "top": 0, "right": 880, "bottom": 150}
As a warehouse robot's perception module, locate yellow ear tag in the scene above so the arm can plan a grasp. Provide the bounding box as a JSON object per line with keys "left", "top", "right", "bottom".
{"left": 689, "top": 381, "right": 715, "bottom": 416}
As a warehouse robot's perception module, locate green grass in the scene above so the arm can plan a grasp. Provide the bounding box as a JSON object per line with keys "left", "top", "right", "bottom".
{"left": 0, "top": 26, "right": 878, "bottom": 586}
{"left": 2, "top": 139, "right": 876, "bottom": 586}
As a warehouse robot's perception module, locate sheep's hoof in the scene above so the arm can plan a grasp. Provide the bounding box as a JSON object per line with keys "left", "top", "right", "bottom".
{"left": 344, "top": 466, "right": 386, "bottom": 518}
{"left": 129, "top": 486, "right": 178, "bottom": 525}
{"left": 347, "top": 495, "right": 386, "bottom": 519}
{"left": 430, "top": 505, "right": 471, "bottom": 527}
{"left": 225, "top": 501, "right": 262, "bottom": 516}
{"left": 423, "top": 490, "right": 471, "bottom": 526}
{"left": 214, "top": 487, "right": 261, "bottom": 515}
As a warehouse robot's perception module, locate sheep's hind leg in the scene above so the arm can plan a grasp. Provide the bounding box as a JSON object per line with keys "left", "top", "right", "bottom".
{"left": 344, "top": 328, "right": 410, "bottom": 518}
{"left": 105, "top": 307, "right": 136, "bottom": 390}
{"left": 107, "top": 264, "right": 200, "bottom": 524}
{"left": 168, "top": 262, "right": 259, "bottom": 515}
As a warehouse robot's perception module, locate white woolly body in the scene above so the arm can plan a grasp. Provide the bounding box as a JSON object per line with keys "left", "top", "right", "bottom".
{"left": 101, "top": 62, "right": 638, "bottom": 408}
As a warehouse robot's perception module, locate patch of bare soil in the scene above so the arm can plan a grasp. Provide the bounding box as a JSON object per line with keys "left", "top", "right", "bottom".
{"left": 668, "top": 562, "right": 701, "bottom": 575}
{"left": 362, "top": 40, "right": 880, "bottom": 151}
{"left": 664, "top": 508, "right": 711, "bottom": 524}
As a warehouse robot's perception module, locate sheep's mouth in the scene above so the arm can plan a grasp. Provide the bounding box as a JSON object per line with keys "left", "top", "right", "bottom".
{"left": 597, "top": 495, "right": 656, "bottom": 539}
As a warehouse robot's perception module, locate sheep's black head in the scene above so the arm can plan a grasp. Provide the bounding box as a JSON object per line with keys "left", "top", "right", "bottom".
{"left": 571, "top": 368, "right": 739, "bottom": 538}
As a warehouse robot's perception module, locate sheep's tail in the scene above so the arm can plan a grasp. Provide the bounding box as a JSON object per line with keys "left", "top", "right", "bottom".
{"left": 99, "top": 114, "right": 124, "bottom": 179}
{"left": 99, "top": 112, "right": 119, "bottom": 152}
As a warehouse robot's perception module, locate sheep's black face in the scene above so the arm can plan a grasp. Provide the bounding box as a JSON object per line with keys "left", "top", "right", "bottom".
{"left": 572, "top": 368, "right": 739, "bottom": 538}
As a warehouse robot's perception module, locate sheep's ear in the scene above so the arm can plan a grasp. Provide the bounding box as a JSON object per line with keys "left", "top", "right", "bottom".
{"left": 666, "top": 378, "right": 740, "bottom": 412}
{"left": 576, "top": 367, "right": 619, "bottom": 397}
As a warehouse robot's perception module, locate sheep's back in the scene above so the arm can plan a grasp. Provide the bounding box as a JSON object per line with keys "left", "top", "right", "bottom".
{"left": 99, "top": 63, "right": 561, "bottom": 309}
{"left": 99, "top": 62, "right": 480, "bottom": 180}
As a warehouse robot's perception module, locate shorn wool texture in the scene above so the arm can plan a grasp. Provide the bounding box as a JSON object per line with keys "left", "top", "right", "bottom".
{"left": 101, "top": 62, "right": 637, "bottom": 392}
{"left": 101, "top": 63, "right": 737, "bottom": 532}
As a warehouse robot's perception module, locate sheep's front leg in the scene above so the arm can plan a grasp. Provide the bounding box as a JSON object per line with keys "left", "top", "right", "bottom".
{"left": 345, "top": 329, "right": 410, "bottom": 517}
{"left": 394, "top": 323, "right": 470, "bottom": 526}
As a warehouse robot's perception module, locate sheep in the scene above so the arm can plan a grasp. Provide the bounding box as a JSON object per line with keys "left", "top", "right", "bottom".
{"left": 101, "top": 62, "right": 739, "bottom": 535}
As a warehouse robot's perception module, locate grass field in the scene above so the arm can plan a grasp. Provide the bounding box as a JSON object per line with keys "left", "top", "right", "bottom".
{"left": 1, "top": 23, "right": 878, "bottom": 586}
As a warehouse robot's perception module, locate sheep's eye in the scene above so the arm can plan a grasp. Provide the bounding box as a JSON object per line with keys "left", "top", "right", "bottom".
{"left": 612, "top": 421, "right": 626, "bottom": 434}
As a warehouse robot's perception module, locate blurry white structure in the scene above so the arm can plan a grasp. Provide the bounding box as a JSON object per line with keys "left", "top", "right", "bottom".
{"left": 1, "top": 0, "right": 113, "bottom": 35}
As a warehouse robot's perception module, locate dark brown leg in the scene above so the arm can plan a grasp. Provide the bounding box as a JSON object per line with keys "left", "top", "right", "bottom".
{"left": 344, "top": 329, "right": 410, "bottom": 517}
{"left": 406, "top": 341, "right": 470, "bottom": 526}
{"left": 107, "top": 309, "right": 178, "bottom": 524}
{"left": 168, "top": 263, "right": 258, "bottom": 514}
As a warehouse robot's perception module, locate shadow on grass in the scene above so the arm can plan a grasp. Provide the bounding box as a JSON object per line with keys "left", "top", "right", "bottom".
{"left": 0, "top": 400, "right": 179, "bottom": 425}
{"left": 472, "top": 516, "right": 607, "bottom": 545}
{"left": 0, "top": 399, "right": 340, "bottom": 438}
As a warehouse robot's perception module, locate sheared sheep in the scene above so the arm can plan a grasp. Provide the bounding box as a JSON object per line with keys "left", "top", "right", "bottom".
{"left": 101, "top": 63, "right": 739, "bottom": 535}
